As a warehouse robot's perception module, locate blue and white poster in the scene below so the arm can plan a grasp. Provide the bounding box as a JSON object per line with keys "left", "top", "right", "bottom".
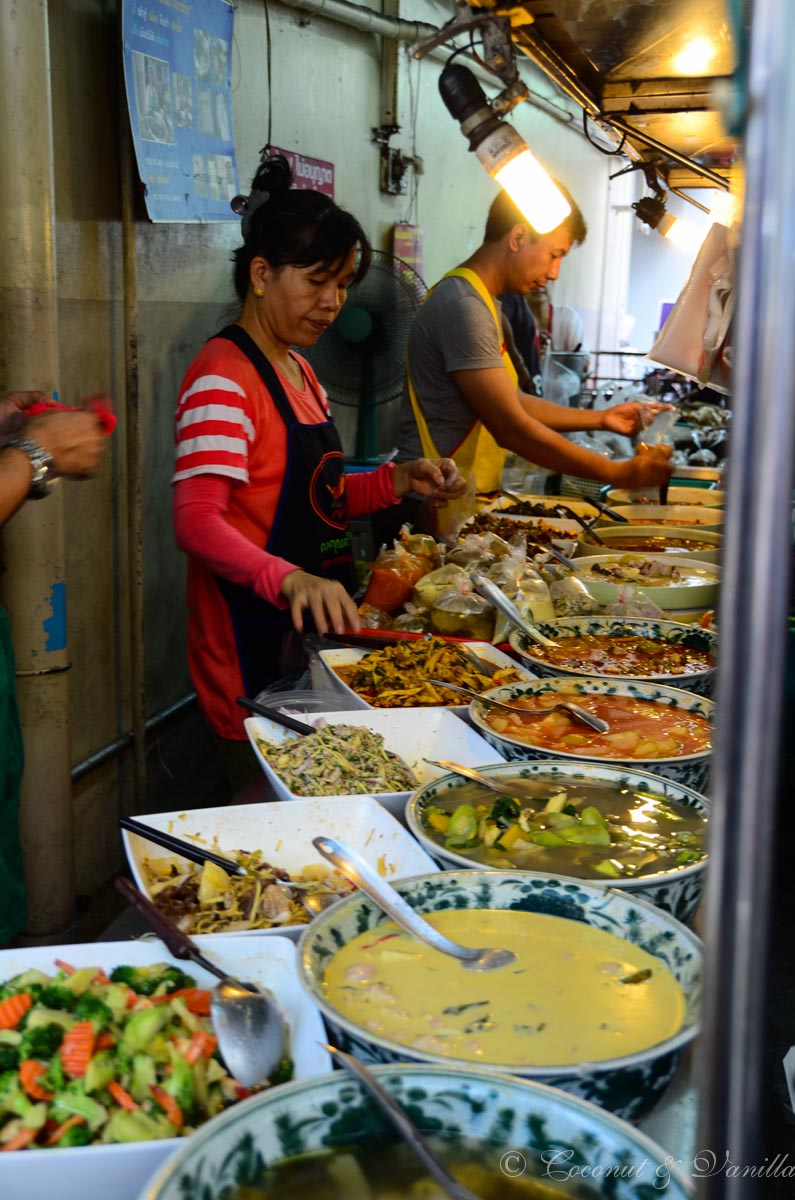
{"left": 122, "top": 0, "right": 238, "bottom": 222}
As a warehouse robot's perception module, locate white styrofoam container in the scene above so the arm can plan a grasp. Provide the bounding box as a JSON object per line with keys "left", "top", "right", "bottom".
{"left": 122, "top": 794, "right": 439, "bottom": 936}
{"left": 244, "top": 706, "right": 505, "bottom": 818}
{"left": 0, "top": 935, "right": 329, "bottom": 1200}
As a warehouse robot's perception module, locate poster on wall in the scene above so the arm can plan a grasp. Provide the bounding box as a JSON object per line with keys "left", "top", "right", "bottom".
{"left": 270, "top": 146, "right": 335, "bottom": 198}
{"left": 122, "top": 0, "right": 238, "bottom": 222}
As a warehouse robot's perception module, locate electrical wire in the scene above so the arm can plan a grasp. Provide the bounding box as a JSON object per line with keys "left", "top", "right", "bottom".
{"left": 582, "top": 108, "right": 627, "bottom": 156}
{"left": 261, "top": 0, "right": 273, "bottom": 155}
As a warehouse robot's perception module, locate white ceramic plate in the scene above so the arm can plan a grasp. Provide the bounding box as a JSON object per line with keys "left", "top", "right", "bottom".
{"left": 122, "top": 794, "right": 439, "bottom": 936}
{"left": 0, "top": 935, "right": 329, "bottom": 1200}
{"left": 312, "top": 641, "right": 535, "bottom": 713}
{"left": 572, "top": 553, "right": 719, "bottom": 610}
{"left": 244, "top": 707, "right": 504, "bottom": 817}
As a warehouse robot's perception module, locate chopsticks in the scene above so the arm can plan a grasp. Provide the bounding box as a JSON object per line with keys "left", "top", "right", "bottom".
{"left": 585, "top": 496, "right": 630, "bottom": 524}
{"left": 119, "top": 816, "right": 248, "bottom": 876}
{"left": 236, "top": 695, "right": 315, "bottom": 736}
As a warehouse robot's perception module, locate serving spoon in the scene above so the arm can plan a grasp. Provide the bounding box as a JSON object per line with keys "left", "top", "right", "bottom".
{"left": 313, "top": 836, "right": 516, "bottom": 972}
{"left": 426, "top": 680, "right": 610, "bottom": 734}
{"left": 425, "top": 759, "right": 540, "bottom": 800}
{"left": 325, "top": 1045, "right": 481, "bottom": 1200}
{"left": 469, "top": 571, "right": 560, "bottom": 649}
{"left": 115, "top": 876, "right": 287, "bottom": 1087}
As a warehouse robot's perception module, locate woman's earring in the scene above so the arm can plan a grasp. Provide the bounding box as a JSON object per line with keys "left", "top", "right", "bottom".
{"left": 253, "top": 286, "right": 264, "bottom": 297}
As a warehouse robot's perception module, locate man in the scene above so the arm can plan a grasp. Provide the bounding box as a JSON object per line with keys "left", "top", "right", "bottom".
{"left": 0, "top": 391, "right": 107, "bottom": 945}
{"left": 386, "top": 187, "right": 670, "bottom": 537}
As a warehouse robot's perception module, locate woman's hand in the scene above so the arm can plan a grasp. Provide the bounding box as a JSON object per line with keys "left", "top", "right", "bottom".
{"left": 601, "top": 401, "right": 673, "bottom": 438}
{"left": 280, "top": 570, "right": 361, "bottom": 635}
{"left": 391, "top": 458, "right": 466, "bottom": 501}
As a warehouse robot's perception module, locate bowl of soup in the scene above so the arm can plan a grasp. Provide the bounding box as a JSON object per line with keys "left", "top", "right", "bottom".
{"left": 570, "top": 554, "right": 719, "bottom": 612}
{"left": 575, "top": 526, "right": 722, "bottom": 565}
{"left": 407, "top": 759, "right": 709, "bottom": 923}
{"left": 296, "top": 869, "right": 701, "bottom": 1121}
{"left": 602, "top": 506, "right": 724, "bottom": 532}
{"left": 469, "top": 677, "right": 713, "bottom": 792}
{"left": 606, "top": 486, "right": 725, "bottom": 508}
{"left": 508, "top": 617, "right": 718, "bottom": 696}
{"left": 141, "top": 1063, "right": 694, "bottom": 1200}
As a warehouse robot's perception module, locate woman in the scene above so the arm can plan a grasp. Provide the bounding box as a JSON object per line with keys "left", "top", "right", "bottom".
{"left": 173, "top": 156, "right": 462, "bottom": 780}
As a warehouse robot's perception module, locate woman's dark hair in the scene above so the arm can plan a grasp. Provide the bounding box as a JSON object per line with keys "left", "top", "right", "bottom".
{"left": 231, "top": 155, "right": 372, "bottom": 302}
{"left": 484, "top": 183, "right": 587, "bottom": 246}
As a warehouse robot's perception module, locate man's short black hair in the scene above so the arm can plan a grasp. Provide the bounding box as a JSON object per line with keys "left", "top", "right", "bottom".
{"left": 484, "top": 183, "right": 587, "bottom": 246}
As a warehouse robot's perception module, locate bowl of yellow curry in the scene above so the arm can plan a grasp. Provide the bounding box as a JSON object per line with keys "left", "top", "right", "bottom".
{"left": 297, "top": 869, "right": 701, "bottom": 1121}
{"left": 407, "top": 759, "right": 709, "bottom": 924}
{"left": 469, "top": 676, "right": 713, "bottom": 793}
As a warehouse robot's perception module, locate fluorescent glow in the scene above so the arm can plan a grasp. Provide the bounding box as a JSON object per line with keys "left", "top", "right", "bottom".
{"left": 474, "top": 124, "right": 570, "bottom": 234}
{"left": 661, "top": 215, "right": 704, "bottom": 254}
{"left": 674, "top": 37, "right": 715, "bottom": 75}
{"left": 710, "top": 191, "right": 738, "bottom": 226}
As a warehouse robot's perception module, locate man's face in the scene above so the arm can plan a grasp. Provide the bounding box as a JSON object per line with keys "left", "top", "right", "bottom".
{"left": 513, "top": 226, "right": 573, "bottom": 293}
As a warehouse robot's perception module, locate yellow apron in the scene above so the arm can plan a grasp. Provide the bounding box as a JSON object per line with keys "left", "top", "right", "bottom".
{"left": 407, "top": 267, "right": 516, "bottom": 503}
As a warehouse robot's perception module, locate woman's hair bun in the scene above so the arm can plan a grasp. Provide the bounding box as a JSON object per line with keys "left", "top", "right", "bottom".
{"left": 251, "top": 153, "right": 292, "bottom": 199}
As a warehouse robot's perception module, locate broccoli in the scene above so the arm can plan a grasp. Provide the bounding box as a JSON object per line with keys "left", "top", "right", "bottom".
{"left": 74, "top": 993, "right": 113, "bottom": 1030}
{"left": 57, "top": 1122, "right": 93, "bottom": 1147}
{"left": 19, "top": 1023, "right": 65, "bottom": 1061}
{"left": 109, "top": 964, "right": 194, "bottom": 996}
{"left": 269, "top": 1057, "right": 294, "bottom": 1086}
{"left": 0, "top": 1045, "right": 19, "bottom": 1073}
{"left": 42, "top": 1053, "right": 66, "bottom": 1093}
{"left": 0, "top": 1070, "right": 19, "bottom": 1111}
{"left": 37, "top": 984, "right": 77, "bottom": 1011}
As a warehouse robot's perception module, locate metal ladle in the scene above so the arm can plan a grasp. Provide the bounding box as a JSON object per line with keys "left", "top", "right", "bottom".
{"left": 426, "top": 679, "right": 609, "bottom": 734}
{"left": 469, "top": 571, "right": 560, "bottom": 649}
{"left": 312, "top": 837, "right": 516, "bottom": 972}
{"left": 425, "top": 759, "right": 541, "bottom": 800}
{"left": 115, "top": 877, "right": 287, "bottom": 1087}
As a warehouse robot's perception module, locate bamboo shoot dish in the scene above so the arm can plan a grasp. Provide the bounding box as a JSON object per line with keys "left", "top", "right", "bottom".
{"left": 255, "top": 725, "right": 418, "bottom": 795}
{"left": 332, "top": 638, "right": 524, "bottom": 707}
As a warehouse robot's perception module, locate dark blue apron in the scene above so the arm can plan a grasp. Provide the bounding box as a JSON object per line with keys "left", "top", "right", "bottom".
{"left": 214, "top": 325, "right": 357, "bottom": 698}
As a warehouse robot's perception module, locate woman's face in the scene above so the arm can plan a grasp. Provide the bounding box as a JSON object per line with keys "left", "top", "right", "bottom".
{"left": 257, "top": 247, "right": 358, "bottom": 347}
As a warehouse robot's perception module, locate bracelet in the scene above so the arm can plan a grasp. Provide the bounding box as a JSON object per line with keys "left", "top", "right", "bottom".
{"left": 6, "top": 437, "right": 56, "bottom": 499}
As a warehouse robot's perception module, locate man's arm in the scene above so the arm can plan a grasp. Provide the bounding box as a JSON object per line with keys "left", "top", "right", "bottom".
{"left": 451, "top": 366, "right": 670, "bottom": 487}
{"left": 0, "top": 445, "right": 39, "bottom": 524}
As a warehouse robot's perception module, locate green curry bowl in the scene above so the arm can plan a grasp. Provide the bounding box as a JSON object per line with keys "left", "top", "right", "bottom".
{"left": 508, "top": 617, "right": 718, "bottom": 698}
{"left": 297, "top": 870, "right": 702, "bottom": 1122}
{"left": 470, "top": 677, "right": 713, "bottom": 794}
{"left": 140, "top": 1064, "right": 694, "bottom": 1200}
{"left": 406, "top": 760, "right": 709, "bottom": 925}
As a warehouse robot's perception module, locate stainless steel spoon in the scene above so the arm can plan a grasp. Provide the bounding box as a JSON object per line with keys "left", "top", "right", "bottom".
{"left": 426, "top": 679, "right": 610, "bottom": 734}
{"left": 425, "top": 759, "right": 540, "bottom": 800}
{"left": 312, "top": 836, "right": 516, "bottom": 972}
{"left": 325, "top": 1045, "right": 481, "bottom": 1200}
{"left": 273, "top": 878, "right": 344, "bottom": 915}
{"left": 115, "top": 876, "right": 287, "bottom": 1087}
{"left": 469, "top": 571, "right": 560, "bottom": 649}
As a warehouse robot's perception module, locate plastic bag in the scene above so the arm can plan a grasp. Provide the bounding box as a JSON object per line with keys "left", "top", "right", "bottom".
{"left": 431, "top": 475, "right": 478, "bottom": 545}
{"left": 399, "top": 526, "right": 442, "bottom": 572}
{"left": 357, "top": 603, "right": 393, "bottom": 630}
{"left": 603, "top": 585, "right": 667, "bottom": 620}
{"left": 430, "top": 577, "right": 496, "bottom": 641}
{"left": 446, "top": 531, "right": 515, "bottom": 569}
{"left": 392, "top": 609, "right": 430, "bottom": 633}
{"left": 362, "top": 544, "right": 430, "bottom": 615}
{"left": 412, "top": 563, "right": 468, "bottom": 611}
{"left": 548, "top": 575, "right": 601, "bottom": 617}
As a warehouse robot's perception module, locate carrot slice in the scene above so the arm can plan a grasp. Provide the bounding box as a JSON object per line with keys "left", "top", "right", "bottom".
{"left": 151, "top": 987, "right": 212, "bottom": 1016}
{"left": 60, "top": 1021, "right": 96, "bottom": 1077}
{"left": 19, "top": 1059, "right": 54, "bottom": 1102}
{"left": 45, "top": 1115, "right": 86, "bottom": 1146}
{"left": 0, "top": 1127, "right": 37, "bottom": 1151}
{"left": 150, "top": 1085, "right": 183, "bottom": 1129}
{"left": 107, "top": 1080, "right": 138, "bottom": 1111}
{"left": 95, "top": 1031, "right": 116, "bottom": 1050}
{"left": 53, "top": 959, "right": 76, "bottom": 975}
{"left": 0, "top": 992, "right": 32, "bottom": 1031}
{"left": 124, "top": 988, "right": 139, "bottom": 1009}
{"left": 184, "top": 1031, "right": 218, "bottom": 1064}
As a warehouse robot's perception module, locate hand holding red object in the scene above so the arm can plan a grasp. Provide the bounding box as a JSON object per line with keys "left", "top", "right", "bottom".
{"left": 26, "top": 391, "right": 116, "bottom": 434}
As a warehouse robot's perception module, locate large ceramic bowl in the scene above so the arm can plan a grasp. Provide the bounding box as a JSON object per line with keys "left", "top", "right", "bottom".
{"left": 571, "top": 554, "right": 719, "bottom": 612}
{"left": 575, "top": 525, "right": 722, "bottom": 565}
{"left": 406, "top": 759, "right": 709, "bottom": 923}
{"left": 297, "top": 870, "right": 702, "bottom": 1121}
{"left": 604, "top": 505, "right": 724, "bottom": 532}
{"left": 140, "top": 1064, "right": 694, "bottom": 1200}
{"left": 508, "top": 616, "right": 717, "bottom": 697}
{"left": 469, "top": 676, "right": 713, "bottom": 792}
{"left": 606, "top": 486, "right": 725, "bottom": 508}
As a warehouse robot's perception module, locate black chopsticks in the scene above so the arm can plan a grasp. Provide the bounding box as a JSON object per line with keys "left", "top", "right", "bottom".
{"left": 236, "top": 695, "right": 314, "bottom": 736}
{"left": 119, "top": 816, "right": 248, "bottom": 876}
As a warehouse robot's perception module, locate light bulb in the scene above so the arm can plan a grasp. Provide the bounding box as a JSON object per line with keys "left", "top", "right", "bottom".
{"left": 661, "top": 215, "right": 703, "bottom": 254}
{"left": 491, "top": 144, "right": 572, "bottom": 234}
{"left": 674, "top": 38, "right": 715, "bottom": 75}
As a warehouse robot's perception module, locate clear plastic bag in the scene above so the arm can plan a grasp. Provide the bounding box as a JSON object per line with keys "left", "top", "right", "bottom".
{"left": 430, "top": 577, "right": 496, "bottom": 641}
{"left": 603, "top": 585, "right": 667, "bottom": 620}
{"left": 412, "top": 563, "right": 469, "bottom": 611}
{"left": 548, "top": 575, "right": 601, "bottom": 617}
{"left": 361, "top": 543, "right": 431, "bottom": 614}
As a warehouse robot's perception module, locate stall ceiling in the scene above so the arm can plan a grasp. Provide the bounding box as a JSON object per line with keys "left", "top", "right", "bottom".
{"left": 505, "top": 0, "right": 739, "bottom": 188}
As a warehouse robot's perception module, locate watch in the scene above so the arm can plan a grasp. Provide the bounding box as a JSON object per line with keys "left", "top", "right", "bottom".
{"left": 7, "top": 436, "right": 56, "bottom": 499}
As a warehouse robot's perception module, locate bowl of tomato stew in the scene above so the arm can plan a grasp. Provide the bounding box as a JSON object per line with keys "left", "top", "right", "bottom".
{"left": 508, "top": 617, "right": 717, "bottom": 697}
{"left": 469, "top": 676, "right": 713, "bottom": 792}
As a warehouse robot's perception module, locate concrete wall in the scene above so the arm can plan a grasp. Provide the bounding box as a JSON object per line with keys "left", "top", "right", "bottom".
{"left": 7, "top": 0, "right": 625, "bottom": 904}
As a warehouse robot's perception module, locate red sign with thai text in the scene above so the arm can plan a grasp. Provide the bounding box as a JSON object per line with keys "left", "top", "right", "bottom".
{"left": 270, "top": 146, "right": 334, "bottom": 197}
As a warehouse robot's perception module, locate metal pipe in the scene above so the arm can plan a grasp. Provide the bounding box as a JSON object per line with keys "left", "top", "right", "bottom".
{"left": 120, "top": 107, "right": 148, "bottom": 814}
{"left": 71, "top": 693, "right": 197, "bottom": 784}
{"left": 697, "top": 0, "right": 795, "bottom": 1193}
{"left": 0, "top": 0, "right": 75, "bottom": 935}
{"left": 608, "top": 115, "right": 730, "bottom": 191}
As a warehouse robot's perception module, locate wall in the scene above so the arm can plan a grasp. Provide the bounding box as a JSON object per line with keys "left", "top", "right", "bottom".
{"left": 8, "top": 0, "right": 624, "bottom": 907}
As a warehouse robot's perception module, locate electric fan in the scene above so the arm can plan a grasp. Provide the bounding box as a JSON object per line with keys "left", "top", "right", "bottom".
{"left": 302, "top": 250, "right": 427, "bottom": 465}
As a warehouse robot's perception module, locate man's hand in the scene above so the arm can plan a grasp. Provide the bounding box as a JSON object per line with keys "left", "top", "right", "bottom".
{"left": 391, "top": 458, "right": 466, "bottom": 501}
{"left": 0, "top": 391, "right": 48, "bottom": 442}
{"left": 614, "top": 442, "right": 673, "bottom": 489}
{"left": 26, "top": 411, "right": 106, "bottom": 477}
{"left": 280, "top": 571, "right": 361, "bottom": 636}
{"left": 601, "top": 401, "right": 673, "bottom": 438}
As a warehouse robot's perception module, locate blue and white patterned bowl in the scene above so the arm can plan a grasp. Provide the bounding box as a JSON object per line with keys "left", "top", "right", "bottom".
{"left": 470, "top": 676, "right": 713, "bottom": 793}
{"left": 297, "top": 870, "right": 702, "bottom": 1121}
{"left": 140, "top": 1064, "right": 694, "bottom": 1200}
{"left": 508, "top": 617, "right": 718, "bottom": 697}
{"left": 406, "top": 760, "right": 709, "bottom": 924}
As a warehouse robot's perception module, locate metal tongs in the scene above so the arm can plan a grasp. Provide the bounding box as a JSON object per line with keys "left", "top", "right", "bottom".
{"left": 469, "top": 571, "right": 559, "bottom": 649}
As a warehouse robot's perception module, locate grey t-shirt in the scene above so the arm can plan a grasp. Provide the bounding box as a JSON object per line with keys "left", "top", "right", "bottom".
{"left": 395, "top": 275, "right": 505, "bottom": 462}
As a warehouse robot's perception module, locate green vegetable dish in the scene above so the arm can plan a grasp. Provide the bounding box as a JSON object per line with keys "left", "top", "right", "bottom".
{"left": 0, "top": 960, "right": 292, "bottom": 1151}
{"left": 422, "top": 775, "right": 707, "bottom": 880}
{"left": 256, "top": 724, "right": 418, "bottom": 795}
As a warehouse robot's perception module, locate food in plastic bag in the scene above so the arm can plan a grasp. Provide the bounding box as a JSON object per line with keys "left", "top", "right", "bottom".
{"left": 548, "top": 575, "right": 602, "bottom": 617}
{"left": 412, "top": 563, "right": 468, "bottom": 611}
{"left": 434, "top": 473, "right": 478, "bottom": 544}
{"left": 603, "top": 585, "right": 667, "bottom": 620}
{"left": 392, "top": 610, "right": 430, "bottom": 633}
{"left": 362, "top": 544, "right": 431, "bottom": 615}
{"left": 447, "top": 531, "right": 515, "bottom": 569}
{"left": 430, "top": 578, "right": 496, "bottom": 641}
{"left": 400, "top": 526, "right": 442, "bottom": 571}
{"left": 357, "top": 603, "right": 393, "bottom": 630}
